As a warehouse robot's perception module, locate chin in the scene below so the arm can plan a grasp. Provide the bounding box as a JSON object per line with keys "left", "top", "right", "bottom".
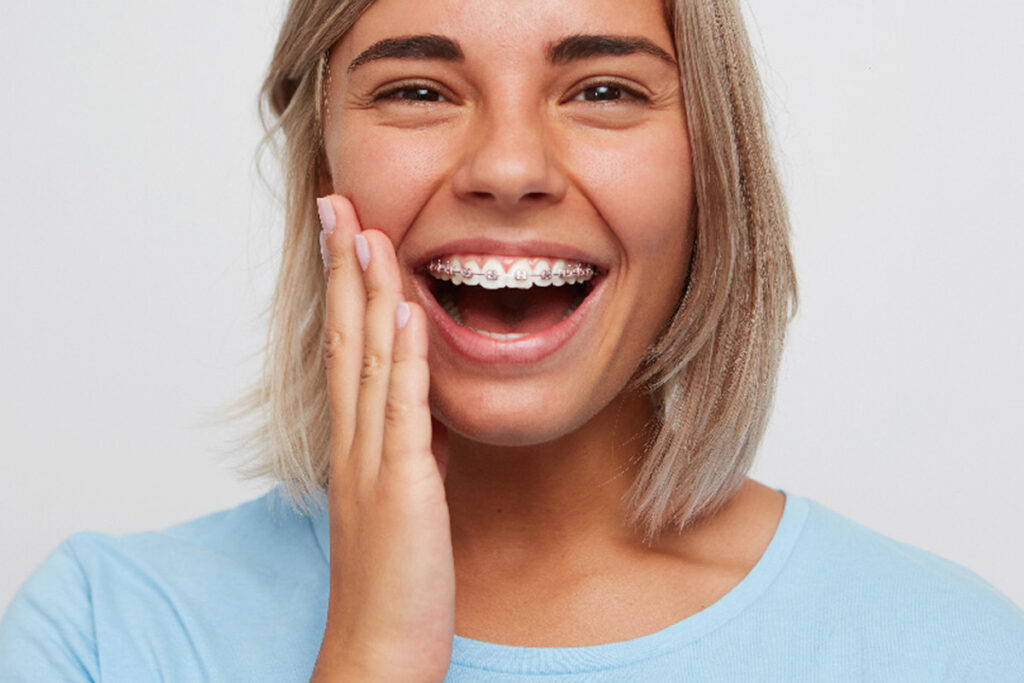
{"left": 430, "top": 384, "right": 608, "bottom": 449}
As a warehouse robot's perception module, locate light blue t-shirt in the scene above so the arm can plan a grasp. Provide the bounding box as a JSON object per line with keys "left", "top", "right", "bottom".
{"left": 2, "top": 488, "right": 1022, "bottom": 681}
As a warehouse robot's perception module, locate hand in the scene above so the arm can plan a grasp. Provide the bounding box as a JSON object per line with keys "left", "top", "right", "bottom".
{"left": 311, "top": 195, "right": 455, "bottom": 683}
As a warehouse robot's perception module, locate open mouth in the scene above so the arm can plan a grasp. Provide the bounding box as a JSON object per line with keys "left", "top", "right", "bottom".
{"left": 423, "top": 254, "right": 601, "bottom": 341}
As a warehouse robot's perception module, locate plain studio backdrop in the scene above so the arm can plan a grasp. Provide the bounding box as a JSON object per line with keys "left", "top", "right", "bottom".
{"left": 2, "top": 1, "right": 1022, "bottom": 614}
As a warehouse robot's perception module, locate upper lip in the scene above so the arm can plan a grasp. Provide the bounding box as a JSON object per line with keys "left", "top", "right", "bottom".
{"left": 408, "top": 237, "right": 610, "bottom": 274}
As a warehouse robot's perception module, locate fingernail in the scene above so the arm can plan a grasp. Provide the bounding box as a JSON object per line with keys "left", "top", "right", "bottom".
{"left": 396, "top": 302, "right": 411, "bottom": 330}
{"left": 354, "top": 234, "right": 370, "bottom": 271}
{"left": 319, "top": 230, "right": 330, "bottom": 270}
{"left": 316, "top": 197, "right": 336, "bottom": 234}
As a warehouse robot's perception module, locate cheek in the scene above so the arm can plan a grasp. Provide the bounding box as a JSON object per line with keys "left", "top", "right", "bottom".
{"left": 567, "top": 124, "right": 694, "bottom": 261}
{"left": 330, "top": 127, "right": 451, "bottom": 241}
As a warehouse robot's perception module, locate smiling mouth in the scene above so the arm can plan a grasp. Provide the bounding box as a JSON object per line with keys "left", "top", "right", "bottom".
{"left": 424, "top": 254, "right": 600, "bottom": 340}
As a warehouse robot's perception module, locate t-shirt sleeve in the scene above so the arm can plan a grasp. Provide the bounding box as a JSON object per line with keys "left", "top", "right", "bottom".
{"left": 0, "top": 538, "right": 100, "bottom": 682}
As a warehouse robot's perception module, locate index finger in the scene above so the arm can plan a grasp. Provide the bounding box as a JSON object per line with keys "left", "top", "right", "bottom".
{"left": 320, "top": 195, "right": 367, "bottom": 466}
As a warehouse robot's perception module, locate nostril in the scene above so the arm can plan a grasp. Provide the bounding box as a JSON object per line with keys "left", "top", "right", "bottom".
{"left": 467, "top": 190, "right": 548, "bottom": 203}
{"left": 452, "top": 142, "right": 568, "bottom": 207}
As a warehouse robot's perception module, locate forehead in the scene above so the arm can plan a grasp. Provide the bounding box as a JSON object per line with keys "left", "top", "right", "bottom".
{"left": 337, "top": 0, "right": 673, "bottom": 63}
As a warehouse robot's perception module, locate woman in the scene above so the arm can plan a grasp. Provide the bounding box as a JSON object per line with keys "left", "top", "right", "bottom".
{"left": 2, "top": 0, "right": 1022, "bottom": 680}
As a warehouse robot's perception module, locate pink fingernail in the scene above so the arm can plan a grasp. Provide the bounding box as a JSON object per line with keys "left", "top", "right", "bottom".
{"left": 319, "top": 230, "right": 330, "bottom": 269}
{"left": 396, "top": 302, "right": 411, "bottom": 330}
{"left": 316, "top": 197, "right": 336, "bottom": 234}
{"left": 354, "top": 234, "right": 370, "bottom": 271}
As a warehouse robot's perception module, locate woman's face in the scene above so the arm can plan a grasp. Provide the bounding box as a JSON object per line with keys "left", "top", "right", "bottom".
{"left": 323, "top": 0, "right": 695, "bottom": 446}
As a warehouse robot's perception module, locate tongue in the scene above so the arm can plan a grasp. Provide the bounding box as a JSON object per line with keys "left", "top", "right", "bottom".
{"left": 456, "top": 286, "right": 576, "bottom": 334}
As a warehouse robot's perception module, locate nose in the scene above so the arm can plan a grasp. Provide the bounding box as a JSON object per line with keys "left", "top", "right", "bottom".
{"left": 450, "top": 106, "right": 568, "bottom": 210}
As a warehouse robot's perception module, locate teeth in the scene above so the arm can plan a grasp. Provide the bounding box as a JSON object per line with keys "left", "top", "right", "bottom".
{"left": 431, "top": 264, "right": 589, "bottom": 338}
{"left": 551, "top": 259, "right": 569, "bottom": 286}
{"left": 470, "top": 328, "right": 530, "bottom": 341}
{"left": 427, "top": 256, "right": 596, "bottom": 288}
{"left": 479, "top": 258, "right": 504, "bottom": 290}
{"left": 509, "top": 259, "right": 531, "bottom": 289}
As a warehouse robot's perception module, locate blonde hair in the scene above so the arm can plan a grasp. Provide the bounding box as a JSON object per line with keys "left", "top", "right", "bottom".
{"left": 221, "top": 0, "right": 797, "bottom": 543}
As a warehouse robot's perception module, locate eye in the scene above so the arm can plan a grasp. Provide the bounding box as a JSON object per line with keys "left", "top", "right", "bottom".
{"left": 374, "top": 83, "right": 448, "bottom": 103}
{"left": 571, "top": 82, "right": 649, "bottom": 103}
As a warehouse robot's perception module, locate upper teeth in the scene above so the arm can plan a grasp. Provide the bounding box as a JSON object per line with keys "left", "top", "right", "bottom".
{"left": 427, "top": 257, "right": 596, "bottom": 289}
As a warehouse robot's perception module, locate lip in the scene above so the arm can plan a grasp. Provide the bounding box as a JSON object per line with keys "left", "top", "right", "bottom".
{"left": 411, "top": 262, "right": 607, "bottom": 366}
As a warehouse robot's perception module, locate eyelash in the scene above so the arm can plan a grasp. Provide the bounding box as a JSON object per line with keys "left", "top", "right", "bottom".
{"left": 569, "top": 81, "right": 650, "bottom": 104}
{"left": 372, "top": 80, "right": 650, "bottom": 104}
{"left": 373, "top": 82, "right": 450, "bottom": 103}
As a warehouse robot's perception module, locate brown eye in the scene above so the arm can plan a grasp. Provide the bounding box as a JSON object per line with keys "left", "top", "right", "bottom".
{"left": 572, "top": 83, "right": 649, "bottom": 103}
{"left": 376, "top": 85, "right": 447, "bottom": 103}
{"left": 585, "top": 85, "right": 621, "bottom": 101}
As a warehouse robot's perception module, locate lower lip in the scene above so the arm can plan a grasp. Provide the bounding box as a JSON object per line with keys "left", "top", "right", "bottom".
{"left": 414, "top": 276, "right": 604, "bottom": 365}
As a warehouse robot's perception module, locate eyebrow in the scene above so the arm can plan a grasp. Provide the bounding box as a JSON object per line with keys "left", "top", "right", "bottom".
{"left": 347, "top": 34, "right": 463, "bottom": 72}
{"left": 346, "top": 33, "right": 676, "bottom": 73}
{"left": 548, "top": 34, "right": 677, "bottom": 67}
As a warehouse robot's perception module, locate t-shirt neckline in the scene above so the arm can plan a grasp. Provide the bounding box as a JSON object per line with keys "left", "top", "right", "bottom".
{"left": 309, "top": 489, "right": 809, "bottom": 675}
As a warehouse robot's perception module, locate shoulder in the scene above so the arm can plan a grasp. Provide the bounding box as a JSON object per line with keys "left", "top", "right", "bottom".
{"left": 79, "top": 486, "right": 320, "bottom": 563}
{"left": 792, "top": 496, "right": 1020, "bottom": 612}
{"left": 0, "top": 488, "right": 328, "bottom": 681}
{"left": 775, "top": 494, "right": 1024, "bottom": 677}
{"left": 48, "top": 487, "right": 324, "bottom": 588}
{"left": 0, "top": 535, "right": 100, "bottom": 681}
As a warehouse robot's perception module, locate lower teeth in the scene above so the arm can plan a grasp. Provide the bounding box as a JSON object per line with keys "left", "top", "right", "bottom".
{"left": 470, "top": 329, "right": 530, "bottom": 340}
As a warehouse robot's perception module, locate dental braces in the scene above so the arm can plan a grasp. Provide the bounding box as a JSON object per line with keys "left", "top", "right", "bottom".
{"left": 427, "top": 258, "right": 596, "bottom": 282}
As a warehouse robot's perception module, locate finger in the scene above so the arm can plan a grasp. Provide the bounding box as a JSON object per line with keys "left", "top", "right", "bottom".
{"left": 320, "top": 195, "right": 366, "bottom": 468}
{"left": 431, "top": 417, "right": 450, "bottom": 482}
{"left": 381, "top": 303, "right": 436, "bottom": 478}
{"left": 350, "top": 229, "right": 405, "bottom": 479}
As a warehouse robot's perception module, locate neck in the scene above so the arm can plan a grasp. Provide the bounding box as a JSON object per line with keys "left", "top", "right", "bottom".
{"left": 444, "top": 389, "right": 654, "bottom": 568}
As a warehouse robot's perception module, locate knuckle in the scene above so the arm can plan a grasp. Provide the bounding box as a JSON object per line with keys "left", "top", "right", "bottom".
{"left": 384, "top": 397, "right": 409, "bottom": 423}
{"left": 360, "top": 351, "right": 386, "bottom": 383}
{"left": 326, "top": 255, "right": 346, "bottom": 275}
{"left": 323, "top": 328, "right": 348, "bottom": 363}
{"left": 393, "top": 346, "right": 427, "bottom": 366}
{"left": 364, "top": 287, "right": 392, "bottom": 306}
{"left": 384, "top": 402, "right": 408, "bottom": 424}
{"left": 384, "top": 393, "right": 428, "bottom": 424}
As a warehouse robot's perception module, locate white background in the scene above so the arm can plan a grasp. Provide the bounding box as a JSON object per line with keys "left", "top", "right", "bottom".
{"left": 2, "top": 1, "right": 1022, "bottom": 614}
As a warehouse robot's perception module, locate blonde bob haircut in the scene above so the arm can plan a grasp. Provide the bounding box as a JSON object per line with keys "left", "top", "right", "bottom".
{"left": 223, "top": 0, "right": 797, "bottom": 544}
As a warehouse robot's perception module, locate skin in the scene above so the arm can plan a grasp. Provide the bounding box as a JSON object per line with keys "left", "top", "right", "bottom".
{"left": 327, "top": 0, "right": 692, "bottom": 448}
{"left": 313, "top": 0, "right": 785, "bottom": 678}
